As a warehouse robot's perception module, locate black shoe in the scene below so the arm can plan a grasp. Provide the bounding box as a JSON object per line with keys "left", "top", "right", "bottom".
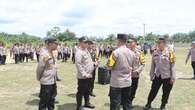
{"left": 84, "top": 103, "right": 95, "bottom": 109}
{"left": 143, "top": 104, "right": 151, "bottom": 110}
{"left": 130, "top": 101, "right": 133, "bottom": 108}
{"left": 160, "top": 104, "right": 166, "bottom": 110}
{"left": 90, "top": 93, "right": 96, "bottom": 97}
{"left": 76, "top": 107, "right": 85, "bottom": 110}
{"left": 57, "top": 78, "right": 61, "bottom": 81}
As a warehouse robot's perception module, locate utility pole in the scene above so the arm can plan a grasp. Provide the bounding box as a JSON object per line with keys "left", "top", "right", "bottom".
{"left": 143, "top": 23, "right": 146, "bottom": 39}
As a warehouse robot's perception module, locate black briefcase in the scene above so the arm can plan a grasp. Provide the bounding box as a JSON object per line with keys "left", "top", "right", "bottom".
{"left": 98, "top": 66, "right": 110, "bottom": 85}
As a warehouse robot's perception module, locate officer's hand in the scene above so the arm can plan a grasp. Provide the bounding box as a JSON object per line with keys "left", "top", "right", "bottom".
{"left": 170, "top": 79, "right": 175, "bottom": 85}
{"left": 84, "top": 74, "right": 92, "bottom": 78}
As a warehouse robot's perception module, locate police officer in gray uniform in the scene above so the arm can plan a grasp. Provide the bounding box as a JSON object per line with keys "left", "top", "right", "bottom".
{"left": 143, "top": 38, "right": 176, "bottom": 110}
{"left": 75, "top": 37, "right": 95, "bottom": 110}
{"left": 36, "top": 38, "right": 58, "bottom": 110}
{"left": 127, "top": 38, "right": 145, "bottom": 108}
{"left": 107, "top": 34, "right": 136, "bottom": 110}
{"left": 185, "top": 41, "right": 195, "bottom": 79}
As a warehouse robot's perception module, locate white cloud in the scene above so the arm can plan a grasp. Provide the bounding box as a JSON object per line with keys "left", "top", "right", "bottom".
{"left": 0, "top": 0, "right": 195, "bottom": 37}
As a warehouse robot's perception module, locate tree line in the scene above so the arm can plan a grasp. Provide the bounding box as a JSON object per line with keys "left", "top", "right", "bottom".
{"left": 1, "top": 26, "right": 195, "bottom": 47}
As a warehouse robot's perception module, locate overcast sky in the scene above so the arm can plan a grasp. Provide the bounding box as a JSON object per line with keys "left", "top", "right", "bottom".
{"left": 0, "top": 0, "right": 195, "bottom": 37}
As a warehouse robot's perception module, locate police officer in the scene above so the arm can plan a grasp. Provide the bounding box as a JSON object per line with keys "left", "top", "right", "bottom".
{"left": 0, "top": 42, "right": 3, "bottom": 65}
{"left": 13, "top": 43, "right": 20, "bottom": 64}
{"left": 75, "top": 37, "right": 95, "bottom": 110}
{"left": 57, "top": 44, "right": 62, "bottom": 60}
{"left": 107, "top": 34, "right": 136, "bottom": 110}
{"left": 36, "top": 38, "right": 58, "bottom": 110}
{"left": 87, "top": 41, "right": 99, "bottom": 97}
{"left": 62, "top": 43, "right": 69, "bottom": 62}
{"left": 143, "top": 38, "right": 176, "bottom": 110}
{"left": 127, "top": 38, "right": 145, "bottom": 108}
{"left": 185, "top": 41, "right": 195, "bottom": 79}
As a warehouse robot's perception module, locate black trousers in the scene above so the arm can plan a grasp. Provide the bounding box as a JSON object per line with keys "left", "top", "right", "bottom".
{"left": 89, "top": 69, "right": 96, "bottom": 94}
{"left": 76, "top": 79, "right": 91, "bottom": 109}
{"left": 57, "top": 52, "right": 62, "bottom": 60}
{"left": 39, "top": 84, "right": 57, "bottom": 110}
{"left": 0, "top": 55, "right": 2, "bottom": 64}
{"left": 30, "top": 52, "right": 34, "bottom": 60}
{"left": 130, "top": 77, "right": 139, "bottom": 102}
{"left": 72, "top": 53, "right": 75, "bottom": 63}
{"left": 24, "top": 53, "right": 29, "bottom": 62}
{"left": 1, "top": 55, "right": 6, "bottom": 65}
{"left": 62, "top": 53, "right": 68, "bottom": 62}
{"left": 191, "top": 61, "right": 195, "bottom": 77}
{"left": 19, "top": 53, "right": 25, "bottom": 62}
{"left": 110, "top": 86, "right": 131, "bottom": 110}
{"left": 14, "top": 54, "right": 19, "bottom": 64}
{"left": 36, "top": 53, "right": 40, "bottom": 62}
{"left": 146, "top": 76, "right": 173, "bottom": 106}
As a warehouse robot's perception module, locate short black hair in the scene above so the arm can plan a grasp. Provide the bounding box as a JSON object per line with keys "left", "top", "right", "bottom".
{"left": 157, "top": 37, "right": 166, "bottom": 43}
{"left": 128, "top": 38, "right": 137, "bottom": 43}
{"left": 45, "top": 38, "right": 57, "bottom": 44}
{"left": 78, "top": 37, "right": 87, "bottom": 43}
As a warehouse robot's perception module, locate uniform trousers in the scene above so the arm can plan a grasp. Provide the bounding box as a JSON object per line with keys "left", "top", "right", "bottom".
{"left": 39, "top": 84, "right": 57, "bottom": 110}
{"left": 110, "top": 86, "right": 131, "bottom": 110}
{"left": 130, "top": 77, "right": 139, "bottom": 102}
{"left": 76, "top": 79, "right": 91, "bottom": 109}
{"left": 146, "top": 76, "right": 173, "bottom": 106}
{"left": 191, "top": 61, "right": 195, "bottom": 77}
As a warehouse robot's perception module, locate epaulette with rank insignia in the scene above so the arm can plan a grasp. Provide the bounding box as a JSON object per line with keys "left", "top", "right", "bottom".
{"left": 107, "top": 52, "right": 116, "bottom": 69}
{"left": 169, "top": 49, "right": 175, "bottom": 64}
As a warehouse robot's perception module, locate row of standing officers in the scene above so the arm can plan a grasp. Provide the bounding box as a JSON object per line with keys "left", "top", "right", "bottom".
{"left": 36, "top": 34, "right": 176, "bottom": 110}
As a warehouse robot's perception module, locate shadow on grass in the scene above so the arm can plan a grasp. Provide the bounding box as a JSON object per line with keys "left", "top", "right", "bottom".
{"left": 57, "top": 103, "right": 76, "bottom": 110}
{"left": 178, "top": 77, "right": 194, "bottom": 80}
{"left": 104, "top": 103, "right": 159, "bottom": 110}
{"left": 26, "top": 99, "right": 39, "bottom": 106}
{"left": 32, "top": 93, "right": 40, "bottom": 97}
{"left": 67, "top": 93, "right": 76, "bottom": 98}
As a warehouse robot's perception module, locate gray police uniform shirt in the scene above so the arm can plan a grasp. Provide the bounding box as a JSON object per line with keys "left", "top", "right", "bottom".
{"left": 36, "top": 48, "right": 57, "bottom": 85}
{"left": 132, "top": 48, "right": 144, "bottom": 78}
{"left": 186, "top": 48, "right": 195, "bottom": 62}
{"left": 0, "top": 46, "right": 3, "bottom": 56}
{"left": 75, "top": 47, "right": 94, "bottom": 79}
{"left": 110, "top": 45, "right": 136, "bottom": 88}
{"left": 150, "top": 47, "right": 176, "bottom": 80}
{"left": 13, "top": 46, "right": 19, "bottom": 55}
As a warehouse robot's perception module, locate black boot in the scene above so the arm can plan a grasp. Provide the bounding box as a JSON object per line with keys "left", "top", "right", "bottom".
{"left": 129, "top": 101, "right": 133, "bottom": 108}
{"left": 84, "top": 103, "right": 95, "bottom": 109}
{"left": 143, "top": 104, "right": 151, "bottom": 110}
{"left": 84, "top": 95, "right": 95, "bottom": 109}
{"left": 89, "top": 92, "right": 96, "bottom": 97}
{"left": 76, "top": 107, "right": 85, "bottom": 110}
{"left": 160, "top": 104, "right": 166, "bottom": 110}
{"left": 76, "top": 93, "right": 83, "bottom": 110}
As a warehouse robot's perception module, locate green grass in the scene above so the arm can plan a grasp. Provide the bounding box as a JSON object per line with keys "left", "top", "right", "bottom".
{"left": 0, "top": 48, "right": 195, "bottom": 110}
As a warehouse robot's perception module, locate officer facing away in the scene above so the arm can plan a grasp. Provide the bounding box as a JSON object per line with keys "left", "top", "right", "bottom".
{"left": 143, "top": 38, "right": 176, "bottom": 110}
{"left": 185, "top": 41, "right": 195, "bottom": 79}
{"left": 107, "top": 34, "right": 136, "bottom": 110}
{"left": 36, "top": 38, "right": 58, "bottom": 110}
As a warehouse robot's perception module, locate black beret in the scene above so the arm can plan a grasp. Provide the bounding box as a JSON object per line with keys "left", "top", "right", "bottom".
{"left": 45, "top": 38, "right": 57, "bottom": 44}
{"left": 78, "top": 37, "right": 87, "bottom": 43}
{"left": 117, "top": 34, "right": 128, "bottom": 41}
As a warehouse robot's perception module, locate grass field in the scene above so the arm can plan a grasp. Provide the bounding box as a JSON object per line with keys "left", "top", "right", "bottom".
{"left": 0, "top": 48, "right": 195, "bottom": 110}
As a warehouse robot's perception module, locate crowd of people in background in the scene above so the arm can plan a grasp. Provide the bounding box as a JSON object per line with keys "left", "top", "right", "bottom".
{"left": 1, "top": 35, "right": 195, "bottom": 110}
